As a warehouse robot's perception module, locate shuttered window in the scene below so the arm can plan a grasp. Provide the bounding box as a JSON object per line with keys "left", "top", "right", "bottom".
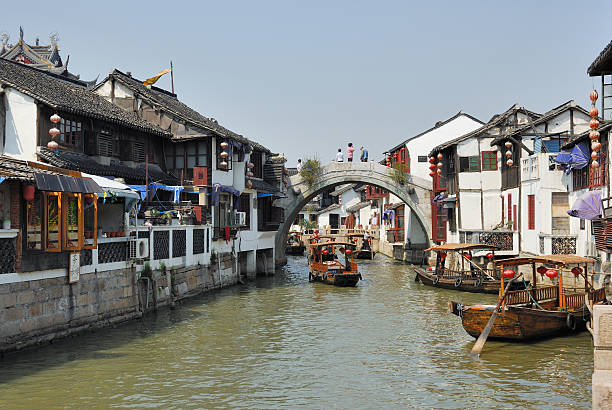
{"left": 552, "top": 192, "right": 569, "bottom": 233}
{"left": 528, "top": 195, "right": 535, "bottom": 230}
{"left": 131, "top": 141, "right": 145, "bottom": 162}
{"left": 97, "top": 132, "right": 113, "bottom": 157}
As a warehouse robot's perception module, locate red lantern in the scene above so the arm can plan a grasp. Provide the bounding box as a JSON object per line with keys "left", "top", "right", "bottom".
{"left": 592, "top": 141, "right": 602, "bottom": 152}
{"left": 503, "top": 269, "right": 515, "bottom": 279}
{"left": 220, "top": 151, "right": 229, "bottom": 158}
{"left": 590, "top": 130, "right": 600, "bottom": 140}
{"left": 463, "top": 252, "right": 471, "bottom": 259}
{"left": 322, "top": 249, "right": 329, "bottom": 255}
{"left": 50, "top": 113, "right": 61, "bottom": 124}
{"left": 505, "top": 150, "right": 512, "bottom": 158}
{"left": 247, "top": 162, "right": 255, "bottom": 169}
{"left": 220, "top": 141, "right": 229, "bottom": 149}
{"left": 49, "top": 127, "right": 60, "bottom": 137}
{"left": 314, "top": 235, "right": 319, "bottom": 240}
{"left": 220, "top": 160, "right": 228, "bottom": 168}
{"left": 314, "top": 230, "right": 319, "bottom": 234}
{"left": 283, "top": 180, "right": 288, "bottom": 185}
{"left": 436, "top": 169, "right": 442, "bottom": 176}
{"left": 436, "top": 162, "right": 443, "bottom": 169}
{"left": 428, "top": 157, "right": 436, "bottom": 164}
{"left": 571, "top": 267, "right": 583, "bottom": 276}
{"left": 428, "top": 266, "right": 435, "bottom": 271}
{"left": 504, "top": 141, "right": 513, "bottom": 149}
{"left": 440, "top": 252, "right": 447, "bottom": 259}
{"left": 590, "top": 89, "right": 599, "bottom": 102}
{"left": 437, "top": 153, "right": 443, "bottom": 160}
{"left": 23, "top": 185, "right": 35, "bottom": 201}
{"left": 506, "top": 159, "right": 514, "bottom": 167}
{"left": 545, "top": 269, "right": 557, "bottom": 279}
{"left": 246, "top": 180, "right": 253, "bottom": 189}
{"left": 591, "top": 151, "right": 599, "bottom": 160}
{"left": 429, "top": 171, "right": 435, "bottom": 177}
{"left": 590, "top": 118, "right": 600, "bottom": 129}
{"left": 345, "top": 249, "right": 352, "bottom": 255}
{"left": 537, "top": 266, "right": 547, "bottom": 275}
{"left": 592, "top": 160, "right": 600, "bottom": 169}
{"left": 47, "top": 140, "right": 59, "bottom": 150}
{"left": 429, "top": 164, "right": 436, "bottom": 171}
{"left": 486, "top": 252, "right": 494, "bottom": 259}
{"left": 590, "top": 106, "right": 599, "bottom": 118}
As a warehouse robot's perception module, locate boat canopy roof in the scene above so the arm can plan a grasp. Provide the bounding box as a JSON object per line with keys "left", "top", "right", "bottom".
{"left": 424, "top": 243, "right": 498, "bottom": 252}
{"left": 310, "top": 241, "right": 355, "bottom": 248}
{"left": 346, "top": 232, "right": 367, "bottom": 237}
{"left": 495, "top": 254, "right": 595, "bottom": 267}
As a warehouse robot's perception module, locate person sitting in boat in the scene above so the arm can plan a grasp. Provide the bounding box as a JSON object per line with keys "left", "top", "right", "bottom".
{"left": 363, "top": 232, "right": 371, "bottom": 250}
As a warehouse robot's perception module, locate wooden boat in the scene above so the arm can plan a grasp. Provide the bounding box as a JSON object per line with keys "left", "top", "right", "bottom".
{"left": 308, "top": 241, "right": 362, "bottom": 287}
{"left": 449, "top": 255, "right": 607, "bottom": 341}
{"left": 346, "top": 232, "right": 376, "bottom": 259}
{"left": 414, "top": 243, "right": 525, "bottom": 294}
{"left": 285, "top": 231, "right": 306, "bottom": 256}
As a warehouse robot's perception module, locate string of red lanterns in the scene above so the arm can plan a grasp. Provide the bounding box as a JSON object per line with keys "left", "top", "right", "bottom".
{"left": 504, "top": 141, "right": 513, "bottom": 167}
{"left": 48, "top": 113, "right": 61, "bottom": 152}
{"left": 590, "top": 90, "right": 600, "bottom": 169}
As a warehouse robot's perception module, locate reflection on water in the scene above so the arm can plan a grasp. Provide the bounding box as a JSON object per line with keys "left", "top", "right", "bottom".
{"left": 0, "top": 256, "right": 592, "bottom": 408}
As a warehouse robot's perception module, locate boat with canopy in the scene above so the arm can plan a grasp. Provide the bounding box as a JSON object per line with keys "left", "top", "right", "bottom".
{"left": 345, "top": 232, "right": 375, "bottom": 259}
{"left": 449, "top": 254, "right": 607, "bottom": 341}
{"left": 308, "top": 241, "right": 362, "bottom": 287}
{"left": 414, "top": 243, "right": 525, "bottom": 294}
{"left": 285, "top": 230, "right": 306, "bottom": 256}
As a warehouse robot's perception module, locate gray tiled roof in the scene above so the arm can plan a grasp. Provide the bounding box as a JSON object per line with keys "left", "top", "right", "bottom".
{"left": 99, "top": 69, "right": 271, "bottom": 153}
{"left": 588, "top": 40, "right": 612, "bottom": 76}
{"left": 0, "top": 59, "right": 171, "bottom": 137}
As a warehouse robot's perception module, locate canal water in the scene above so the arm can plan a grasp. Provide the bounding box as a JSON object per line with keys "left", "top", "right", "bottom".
{"left": 0, "top": 256, "right": 592, "bottom": 408}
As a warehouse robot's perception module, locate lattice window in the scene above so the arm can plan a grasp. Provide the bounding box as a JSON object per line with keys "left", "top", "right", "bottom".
{"left": 551, "top": 237, "right": 576, "bottom": 254}
{"left": 193, "top": 229, "right": 205, "bottom": 254}
{"left": 479, "top": 232, "right": 513, "bottom": 250}
{"left": 172, "top": 230, "right": 186, "bottom": 257}
{"left": 481, "top": 151, "right": 497, "bottom": 171}
{"left": 540, "top": 237, "right": 545, "bottom": 254}
{"left": 154, "top": 230, "right": 170, "bottom": 260}
{"left": 0, "top": 238, "right": 16, "bottom": 274}
{"left": 59, "top": 118, "right": 82, "bottom": 147}
{"left": 98, "top": 242, "right": 127, "bottom": 264}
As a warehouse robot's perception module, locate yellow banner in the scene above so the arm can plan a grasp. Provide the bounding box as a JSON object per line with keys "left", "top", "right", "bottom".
{"left": 143, "top": 68, "right": 171, "bottom": 86}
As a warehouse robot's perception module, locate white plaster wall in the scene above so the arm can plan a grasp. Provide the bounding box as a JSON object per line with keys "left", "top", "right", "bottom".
{"left": 456, "top": 138, "right": 480, "bottom": 156}
{"left": 457, "top": 172, "right": 481, "bottom": 189}
{"left": 459, "top": 191, "right": 482, "bottom": 230}
{"left": 3, "top": 89, "right": 38, "bottom": 161}
{"left": 406, "top": 114, "right": 482, "bottom": 180}
{"left": 482, "top": 191, "right": 502, "bottom": 229}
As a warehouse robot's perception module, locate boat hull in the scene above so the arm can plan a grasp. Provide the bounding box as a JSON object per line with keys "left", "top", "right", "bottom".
{"left": 285, "top": 245, "right": 305, "bottom": 256}
{"left": 355, "top": 250, "right": 375, "bottom": 259}
{"left": 414, "top": 267, "right": 500, "bottom": 294}
{"left": 449, "top": 301, "right": 588, "bottom": 341}
{"left": 309, "top": 271, "right": 361, "bottom": 287}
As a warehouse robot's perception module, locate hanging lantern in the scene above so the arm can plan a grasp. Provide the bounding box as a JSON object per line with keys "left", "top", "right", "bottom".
{"left": 463, "top": 252, "right": 471, "bottom": 259}
{"left": 486, "top": 252, "right": 494, "bottom": 259}
{"left": 591, "top": 151, "right": 599, "bottom": 160}
{"left": 436, "top": 162, "right": 443, "bottom": 169}
{"left": 428, "top": 157, "right": 436, "bottom": 164}
{"left": 592, "top": 160, "right": 600, "bottom": 169}
{"left": 247, "top": 162, "right": 255, "bottom": 169}
{"left": 571, "top": 267, "right": 583, "bottom": 276}
{"left": 314, "top": 230, "right": 319, "bottom": 234}
{"left": 545, "top": 269, "right": 558, "bottom": 279}
{"left": 590, "top": 130, "right": 600, "bottom": 140}
{"left": 592, "top": 141, "right": 602, "bottom": 151}
{"left": 49, "top": 127, "right": 60, "bottom": 138}
{"left": 537, "top": 266, "right": 547, "bottom": 275}
{"left": 429, "top": 171, "right": 435, "bottom": 177}
{"left": 322, "top": 249, "right": 329, "bottom": 255}
{"left": 246, "top": 180, "right": 253, "bottom": 189}
{"left": 436, "top": 169, "right": 442, "bottom": 176}
{"left": 220, "top": 151, "right": 229, "bottom": 158}
{"left": 246, "top": 171, "right": 254, "bottom": 178}
{"left": 220, "top": 141, "right": 229, "bottom": 149}
{"left": 429, "top": 164, "right": 436, "bottom": 171}
{"left": 50, "top": 113, "right": 61, "bottom": 124}
{"left": 590, "top": 118, "right": 600, "bottom": 129}
{"left": 504, "top": 141, "right": 513, "bottom": 148}
{"left": 591, "top": 89, "right": 599, "bottom": 102}
{"left": 345, "top": 249, "right": 352, "bottom": 255}
{"left": 428, "top": 266, "right": 435, "bottom": 271}
{"left": 505, "top": 150, "right": 512, "bottom": 158}
{"left": 440, "top": 252, "right": 447, "bottom": 259}
{"left": 220, "top": 160, "right": 228, "bottom": 168}
{"left": 283, "top": 180, "right": 288, "bottom": 185}
{"left": 502, "top": 269, "right": 515, "bottom": 279}
{"left": 590, "top": 106, "right": 599, "bottom": 118}
{"left": 23, "top": 185, "right": 35, "bottom": 202}
{"left": 283, "top": 168, "right": 288, "bottom": 174}
{"left": 437, "top": 153, "right": 443, "bottom": 160}
{"left": 47, "top": 140, "right": 59, "bottom": 150}
{"left": 506, "top": 159, "right": 514, "bottom": 167}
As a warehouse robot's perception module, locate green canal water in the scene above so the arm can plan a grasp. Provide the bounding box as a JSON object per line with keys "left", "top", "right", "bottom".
{"left": 0, "top": 256, "right": 592, "bottom": 408}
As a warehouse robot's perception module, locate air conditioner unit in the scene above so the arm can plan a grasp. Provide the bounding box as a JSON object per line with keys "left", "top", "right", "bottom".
{"left": 234, "top": 211, "right": 247, "bottom": 226}
{"left": 129, "top": 238, "right": 149, "bottom": 259}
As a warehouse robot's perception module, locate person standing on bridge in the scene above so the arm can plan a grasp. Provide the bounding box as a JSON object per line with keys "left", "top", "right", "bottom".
{"left": 360, "top": 146, "right": 368, "bottom": 162}
{"left": 297, "top": 158, "right": 302, "bottom": 173}
{"left": 347, "top": 143, "right": 354, "bottom": 162}
{"left": 336, "top": 148, "right": 344, "bottom": 162}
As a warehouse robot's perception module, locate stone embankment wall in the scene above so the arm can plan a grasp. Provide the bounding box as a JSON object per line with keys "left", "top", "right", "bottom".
{"left": 0, "top": 252, "right": 241, "bottom": 355}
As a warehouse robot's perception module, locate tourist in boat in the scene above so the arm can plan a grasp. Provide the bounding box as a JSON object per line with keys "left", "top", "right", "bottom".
{"left": 336, "top": 148, "right": 344, "bottom": 162}
{"left": 347, "top": 143, "right": 354, "bottom": 162}
{"left": 363, "top": 231, "right": 370, "bottom": 250}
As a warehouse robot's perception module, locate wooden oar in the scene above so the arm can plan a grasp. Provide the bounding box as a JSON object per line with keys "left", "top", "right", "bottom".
{"left": 470, "top": 274, "right": 521, "bottom": 358}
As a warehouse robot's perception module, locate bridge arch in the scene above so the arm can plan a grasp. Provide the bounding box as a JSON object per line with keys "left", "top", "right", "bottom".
{"left": 274, "top": 161, "right": 433, "bottom": 266}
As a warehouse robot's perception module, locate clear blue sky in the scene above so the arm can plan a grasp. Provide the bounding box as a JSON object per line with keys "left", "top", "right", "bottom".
{"left": 4, "top": 1, "right": 612, "bottom": 165}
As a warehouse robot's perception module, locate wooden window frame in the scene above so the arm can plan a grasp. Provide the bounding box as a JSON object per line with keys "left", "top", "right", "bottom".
{"left": 26, "top": 191, "right": 43, "bottom": 251}
{"left": 45, "top": 192, "right": 62, "bottom": 252}
{"left": 528, "top": 195, "right": 535, "bottom": 230}
{"left": 83, "top": 194, "right": 98, "bottom": 250}
{"left": 589, "top": 141, "right": 607, "bottom": 188}
{"left": 251, "top": 152, "right": 263, "bottom": 178}
{"left": 459, "top": 156, "right": 480, "bottom": 172}
{"left": 59, "top": 118, "right": 82, "bottom": 148}
{"left": 62, "top": 193, "right": 83, "bottom": 251}
{"left": 481, "top": 151, "right": 498, "bottom": 171}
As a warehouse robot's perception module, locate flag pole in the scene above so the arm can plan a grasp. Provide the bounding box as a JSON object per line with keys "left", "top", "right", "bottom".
{"left": 170, "top": 60, "right": 175, "bottom": 94}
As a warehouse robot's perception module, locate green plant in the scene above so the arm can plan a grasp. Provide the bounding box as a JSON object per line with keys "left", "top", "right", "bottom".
{"left": 299, "top": 158, "right": 322, "bottom": 188}
{"left": 389, "top": 163, "right": 407, "bottom": 185}
{"left": 299, "top": 219, "right": 317, "bottom": 230}
{"left": 160, "top": 262, "right": 166, "bottom": 274}
{"left": 506, "top": 220, "right": 514, "bottom": 229}
{"left": 142, "top": 261, "right": 152, "bottom": 277}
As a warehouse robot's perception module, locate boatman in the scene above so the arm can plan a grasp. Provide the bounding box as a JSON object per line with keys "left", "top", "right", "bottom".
{"left": 363, "top": 231, "right": 370, "bottom": 250}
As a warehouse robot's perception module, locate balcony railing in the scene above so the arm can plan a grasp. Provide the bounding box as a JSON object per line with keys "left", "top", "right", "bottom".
{"left": 459, "top": 229, "right": 517, "bottom": 255}
{"left": 539, "top": 234, "right": 577, "bottom": 254}
{"left": 386, "top": 228, "right": 405, "bottom": 243}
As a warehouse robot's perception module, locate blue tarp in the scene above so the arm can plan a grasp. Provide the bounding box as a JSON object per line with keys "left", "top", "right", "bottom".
{"left": 210, "top": 183, "right": 241, "bottom": 206}
{"left": 553, "top": 141, "right": 590, "bottom": 174}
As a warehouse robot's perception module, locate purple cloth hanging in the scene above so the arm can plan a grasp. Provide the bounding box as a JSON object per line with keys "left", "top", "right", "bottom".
{"left": 568, "top": 190, "right": 603, "bottom": 220}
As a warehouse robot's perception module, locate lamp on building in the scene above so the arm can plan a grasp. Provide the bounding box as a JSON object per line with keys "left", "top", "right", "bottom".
{"left": 590, "top": 89, "right": 601, "bottom": 169}
{"left": 220, "top": 141, "right": 229, "bottom": 149}
{"left": 48, "top": 113, "right": 61, "bottom": 154}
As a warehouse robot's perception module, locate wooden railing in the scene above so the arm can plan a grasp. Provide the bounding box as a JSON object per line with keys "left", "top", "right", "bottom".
{"left": 533, "top": 285, "right": 558, "bottom": 302}
{"left": 504, "top": 285, "right": 558, "bottom": 306}
{"left": 504, "top": 289, "right": 531, "bottom": 305}
{"left": 564, "top": 293, "right": 585, "bottom": 308}
{"left": 590, "top": 287, "right": 607, "bottom": 304}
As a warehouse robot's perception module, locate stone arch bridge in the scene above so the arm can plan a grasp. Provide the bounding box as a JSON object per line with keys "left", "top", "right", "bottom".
{"left": 274, "top": 161, "right": 433, "bottom": 266}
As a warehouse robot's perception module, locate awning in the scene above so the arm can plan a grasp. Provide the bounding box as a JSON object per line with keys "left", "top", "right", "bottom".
{"left": 34, "top": 173, "right": 102, "bottom": 194}
{"left": 553, "top": 142, "right": 589, "bottom": 175}
{"left": 83, "top": 174, "right": 140, "bottom": 211}
{"left": 568, "top": 190, "right": 603, "bottom": 220}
